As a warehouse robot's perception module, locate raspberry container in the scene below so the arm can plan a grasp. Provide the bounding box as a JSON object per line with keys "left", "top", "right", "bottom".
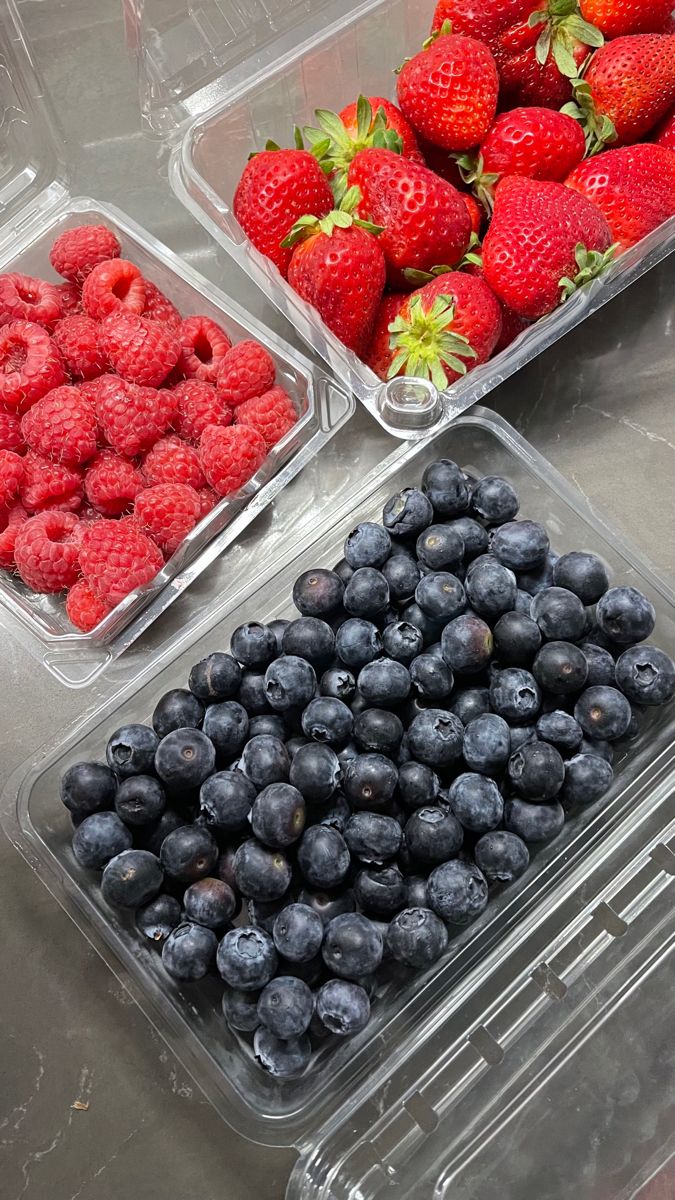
{"left": 0, "top": 0, "right": 353, "bottom": 688}
{"left": 4, "top": 408, "right": 675, "bottom": 1199}
{"left": 123, "top": 0, "right": 675, "bottom": 440}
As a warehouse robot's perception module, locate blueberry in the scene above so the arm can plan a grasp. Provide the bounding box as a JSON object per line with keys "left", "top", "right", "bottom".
{"left": 596, "top": 586, "right": 656, "bottom": 645}
{"left": 386, "top": 907, "right": 448, "bottom": 968}
{"left": 489, "top": 668, "right": 541, "bottom": 722}
{"left": 136, "top": 893, "right": 182, "bottom": 944}
{"left": 333, "top": 557, "right": 354, "bottom": 586}
{"left": 493, "top": 612, "right": 542, "bottom": 665}
{"left": 416, "top": 524, "right": 464, "bottom": 572}
{"left": 404, "top": 806, "right": 463, "bottom": 863}
{"left": 238, "top": 672, "right": 271, "bottom": 715}
{"left": 445, "top": 773, "right": 504, "bottom": 833}
{"left": 421, "top": 459, "right": 469, "bottom": 516}
{"left": 561, "top": 753, "right": 614, "bottom": 807}
{"left": 247, "top": 895, "right": 291, "bottom": 934}
{"left": 344, "top": 521, "right": 391, "bottom": 568}
{"left": 160, "top": 825, "right": 218, "bottom": 883}
{"left": 217, "top": 926, "right": 278, "bottom": 991}
{"left": 532, "top": 640, "right": 589, "bottom": 696}
{"left": 215, "top": 845, "right": 239, "bottom": 890}
{"left": 299, "top": 697, "right": 351, "bottom": 746}
{"left": 508, "top": 740, "right": 564, "bottom": 799}
{"left": 101, "top": 849, "right": 163, "bottom": 908}
{"left": 552, "top": 552, "right": 609, "bottom": 604}
{"left": 181, "top": 878, "right": 235, "bottom": 929}
{"left": 248, "top": 714, "right": 287, "bottom": 741}
{"left": 250, "top": 783, "right": 306, "bottom": 848}
{"left": 343, "top": 567, "right": 390, "bottom": 618}
{"left": 222, "top": 988, "right": 261, "bottom": 1033}
{"left": 256, "top": 975, "right": 314, "bottom": 1040}
{"left": 536, "top": 710, "right": 583, "bottom": 754}
{"left": 253, "top": 1028, "right": 311, "bottom": 1078}
{"left": 427, "top": 859, "right": 488, "bottom": 925}
{"left": 491, "top": 520, "right": 550, "bottom": 572}
{"left": 322, "top": 912, "right": 384, "bottom": 979}
{"left": 578, "top": 737, "right": 614, "bottom": 763}
{"left": 442, "top": 614, "right": 493, "bottom": 674}
{"left": 462, "top": 714, "right": 511, "bottom": 776}
{"left": 272, "top": 903, "right": 324, "bottom": 963}
{"left": 415, "top": 572, "right": 466, "bottom": 622}
{"left": 383, "top": 487, "right": 434, "bottom": 536}
{"left": 509, "top": 724, "right": 538, "bottom": 752}
{"left": 514, "top": 589, "right": 533, "bottom": 614}
{"left": 314, "top": 791, "right": 351, "bottom": 833}
{"left": 381, "top": 621, "right": 424, "bottom": 665}
{"left": 315, "top": 979, "right": 370, "bottom": 1036}
{"left": 446, "top": 516, "right": 489, "bottom": 560}
{"left": 354, "top": 864, "right": 406, "bottom": 915}
{"left": 400, "top": 601, "right": 446, "bottom": 645}
{"left": 152, "top": 689, "right": 204, "bottom": 738}
{"left": 114, "top": 776, "right": 166, "bottom": 827}
{"left": 517, "top": 553, "right": 559, "bottom": 596}
{"left": 155, "top": 728, "right": 216, "bottom": 790}
{"left": 233, "top": 839, "right": 291, "bottom": 900}
{"left": 353, "top": 708, "right": 404, "bottom": 758}
{"left": 240, "top": 734, "right": 290, "bottom": 789}
{"left": 382, "top": 555, "right": 422, "bottom": 602}
{"left": 202, "top": 701, "right": 249, "bottom": 758}
{"left": 574, "top": 685, "right": 632, "bottom": 740}
{"left": 531, "top": 587, "right": 586, "bottom": 642}
{"left": 357, "top": 658, "right": 411, "bottom": 706}
{"left": 289, "top": 743, "right": 341, "bottom": 802}
{"left": 297, "top": 825, "right": 350, "bottom": 889}
{"left": 409, "top": 653, "right": 454, "bottom": 700}
{"left": 407, "top": 709, "right": 463, "bottom": 768}
{"left": 580, "top": 643, "right": 616, "bottom": 687}
{"left": 293, "top": 568, "right": 344, "bottom": 617}
{"left": 199, "top": 770, "right": 256, "bottom": 833}
{"left": 189, "top": 652, "right": 241, "bottom": 702}
{"left": 161, "top": 922, "right": 217, "bottom": 981}
{"left": 615, "top": 645, "right": 675, "bottom": 705}
{"left": 231, "top": 621, "right": 278, "bottom": 669}
{"left": 106, "top": 724, "right": 159, "bottom": 779}
{"left": 264, "top": 655, "right": 316, "bottom": 711}
{"left": 282, "top": 617, "right": 336, "bottom": 667}
{"left": 397, "top": 761, "right": 439, "bottom": 809}
{"left": 72, "top": 811, "right": 132, "bottom": 870}
{"left": 344, "top": 812, "right": 402, "bottom": 862}
{"left": 60, "top": 762, "right": 116, "bottom": 821}
{"left": 470, "top": 475, "right": 519, "bottom": 523}
{"left": 343, "top": 753, "right": 398, "bottom": 809}
{"left": 450, "top": 687, "right": 490, "bottom": 725}
{"left": 503, "top": 797, "right": 565, "bottom": 842}
{"left": 299, "top": 887, "right": 356, "bottom": 926}
{"left": 465, "top": 555, "right": 517, "bottom": 620}
{"left": 335, "top": 618, "right": 383, "bottom": 670}
{"left": 474, "top": 831, "right": 529, "bottom": 884}
{"left": 320, "top": 666, "right": 357, "bottom": 702}
{"left": 141, "top": 809, "right": 187, "bottom": 857}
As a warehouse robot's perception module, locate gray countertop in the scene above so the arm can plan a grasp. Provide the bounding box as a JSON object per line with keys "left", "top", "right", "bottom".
{"left": 2, "top": 2, "right": 674, "bottom": 1197}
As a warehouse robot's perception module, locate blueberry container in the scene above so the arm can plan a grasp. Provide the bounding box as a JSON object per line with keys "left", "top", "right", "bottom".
{"left": 123, "top": 0, "right": 675, "bottom": 440}
{"left": 4, "top": 407, "right": 675, "bottom": 1198}
{"left": 0, "top": 0, "right": 353, "bottom": 688}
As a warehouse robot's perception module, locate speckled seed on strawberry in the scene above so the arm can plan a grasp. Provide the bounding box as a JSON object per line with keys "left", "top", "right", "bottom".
{"left": 565, "top": 143, "right": 675, "bottom": 250}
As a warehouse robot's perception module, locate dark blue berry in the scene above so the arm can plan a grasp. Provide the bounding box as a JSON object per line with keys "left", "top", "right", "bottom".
{"left": 344, "top": 811, "right": 402, "bottom": 862}
{"left": 462, "top": 713, "right": 511, "bottom": 776}
{"left": 344, "top": 521, "right": 392, "bottom": 568}
{"left": 509, "top": 724, "right": 538, "bottom": 752}
{"left": 233, "top": 839, "right": 291, "bottom": 901}
{"left": 449, "top": 687, "right": 490, "bottom": 725}
{"left": 264, "top": 655, "right": 316, "bottom": 711}
{"left": 343, "top": 753, "right": 398, "bottom": 809}
{"left": 404, "top": 806, "right": 463, "bottom": 863}
{"left": 272, "top": 903, "right": 324, "bottom": 963}
{"left": 416, "top": 524, "right": 464, "bottom": 572}
{"left": 441, "top": 614, "right": 493, "bottom": 674}
{"left": 493, "top": 611, "right": 542, "bottom": 665}
{"left": 407, "top": 708, "right": 463, "bottom": 768}
{"left": 489, "top": 668, "right": 541, "bottom": 722}
{"left": 343, "top": 567, "right": 390, "bottom": 618}
{"left": 315, "top": 791, "right": 351, "bottom": 833}
{"left": 353, "top": 708, "right": 404, "bottom": 757}
{"left": 322, "top": 912, "right": 383, "bottom": 979}
{"left": 162, "top": 922, "right": 217, "bottom": 981}
{"left": 238, "top": 672, "right": 271, "bottom": 715}
{"left": 518, "top": 553, "right": 559, "bottom": 596}
{"left": 445, "top": 772, "right": 503, "bottom": 832}
{"left": 536, "top": 710, "right": 583, "bottom": 754}
{"left": 574, "top": 685, "right": 632, "bottom": 740}
{"left": 217, "top": 926, "right": 278, "bottom": 990}
{"left": 427, "top": 859, "right": 488, "bottom": 925}
{"left": 315, "top": 979, "right": 370, "bottom": 1036}
{"left": 382, "top": 620, "right": 424, "bottom": 664}
{"left": 531, "top": 587, "right": 586, "bottom": 642}
{"left": 248, "top": 714, "right": 287, "bottom": 740}
{"left": 298, "top": 887, "right": 356, "bottom": 925}
{"left": 533, "top": 640, "right": 588, "bottom": 694}
{"left": 189, "top": 652, "right": 241, "bottom": 702}
{"left": 184, "top": 877, "right": 236, "bottom": 928}
{"left": 222, "top": 988, "right": 261, "bottom": 1033}
{"left": 60, "top": 761, "right": 116, "bottom": 821}
{"left": 403, "top": 876, "right": 429, "bottom": 908}
{"left": 141, "top": 809, "right": 187, "bottom": 857}
{"left": 415, "top": 572, "right": 466, "bottom": 621}
{"left": 202, "top": 701, "right": 249, "bottom": 758}
{"left": 199, "top": 770, "right": 256, "bottom": 833}
{"left": 561, "top": 753, "right": 614, "bottom": 807}
{"left": 231, "top": 621, "right": 278, "bottom": 669}
{"left": 615, "top": 645, "right": 675, "bottom": 705}
{"left": 297, "top": 825, "right": 350, "bottom": 889}
{"left": 514, "top": 589, "right": 533, "bottom": 614}
{"left": 335, "top": 619, "right": 383, "bottom": 669}
{"left": 250, "top": 783, "right": 306, "bottom": 848}
{"left": 491, "top": 519, "right": 549, "bottom": 571}
{"left": 596, "top": 586, "right": 655, "bottom": 645}
{"left": 579, "top": 737, "right": 614, "bottom": 763}
{"left": 333, "top": 557, "right": 354, "bottom": 585}
{"left": 465, "top": 555, "right": 517, "bottom": 620}
{"left": 508, "top": 740, "right": 564, "bottom": 799}
{"left": 289, "top": 742, "right": 341, "bottom": 802}
{"left": 400, "top": 601, "right": 446, "bottom": 644}
{"left": 446, "top": 516, "right": 488, "bottom": 560}
{"left": 354, "top": 864, "right": 406, "bottom": 915}
{"left": 247, "top": 895, "right": 291, "bottom": 933}
{"left": 160, "top": 824, "right": 218, "bottom": 883}
{"left": 474, "top": 831, "right": 529, "bottom": 884}
{"left": 470, "top": 475, "right": 519, "bottom": 523}
{"left": 553, "top": 552, "right": 609, "bottom": 604}
{"left": 292, "top": 568, "right": 344, "bottom": 617}
{"left": 136, "top": 893, "right": 181, "bottom": 944}
{"left": 240, "top": 734, "right": 290, "bottom": 789}
{"left": 282, "top": 616, "right": 336, "bottom": 667}
{"left": 257, "top": 975, "right": 314, "bottom": 1039}
{"left": 155, "top": 728, "right": 216, "bottom": 790}
{"left": 152, "top": 688, "right": 204, "bottom": 738}
{"left": 382, "top": 555, "right": 422, "bottom": 602}
{"left": 253, "top": 1028, "right": 311, "bottom": 1078}
{"left": 301, "top": 696, "right": 353, "bottom": 745}
{"left": 421, "top": 459, "right": 469, "bottom": 516}
{"left": 101, "top": 849, "right": 163, "bottom": 908}
{"left": 383, "top": 487, "right": 434, "bottom": 536}
{"left": 320, "top": 666, "right": 357, "bottom": 701}
{"left": 357, "top": 658, "right": 411, "bottom": 705}
{"left": 503, "top": 797, "right": 565, "bottom": 842}
{"left": 397, "top": 761, "right": 439, "bottom": 809}
{"left": 580, "top": 643, "right": 616, "bottom": 687}
{"left": 72, "top": 811, "right": 132, "bottom": 870}
{"left": 106, "top": 724, "right": 159, "bottom": 778}
{"left": 409, "top": 653, "right": 454, "bottom": 699}
{"left": 386, "top": 907, "right": 448, "bottom": 968}
{"left": 114, "top": 775, "right": 165, "bottom": 827}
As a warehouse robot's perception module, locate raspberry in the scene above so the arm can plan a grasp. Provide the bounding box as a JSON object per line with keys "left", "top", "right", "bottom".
{"left": 216, "top": 340, "right": 276, "bottom": 407}
{"left": 52, "top": 315, "right": 108, "bottom": 380}
{"left": 0, "top": 321, "right": 65, "bottom": 410}
{"left": 21, "top": 386, "right": 98, "bottom": 466}
{"left": 79, "top": 518, "right": 164, "bottom": 607}
{"left": 84, "top": 451, "right": 144, "bottom": 516}
{"left": 235, "top": 386, "right": 298, "bottom": 448}
{"left": 0, "top": 273, "right": 63, "bottom": 330}
{"left": 178, "top": 315, "right": 232, "bottom": 383}
{"left": 171, "top": 379, "right": 232, "bottom": 443}
{"left": 142, "top": 435, "right": 205, "bottom": 489}
{"left": 135, "top": 482, "right": 202, "bottom": 555}
{"left": 20, "top": 451, "right": 83, "bottom": 513}
{"left": 77, "top": 376, "right": 113, "bottom": 406}
{"left": 14, "top": 509, "right": 81, "bottom": 593}
{"left": 95, "top": 376, "right": 176, "bottom": 457}
{"left": 0, "top": 449, "right": 24, "bottom": 506}
{"left": 50, "top": 225, "right": 121, "bottom": 283}
{"left": 142, "top": 280, "right": 182, "bottom": 330}
{"left": 199, "top": 424, "right": 267, "bottom": 496}
{"left": 56, "top": 281, "right": 83, "bottom": 317}
{"left": 0, "top": 407, "right": 24, "bottom": 452}
{"left": 197, "top": 487, "right": 219, "bottom": 519}
{"left": 0, "top": 501, "right": 27, "bottom": 569}
{"left": 82, "top": 259, "right": 146, "bottom": 321}
{"left": 98, "top": 311, "right": 181, "bottom": 387}
{"left": 66, "top": 579, "right": 112, "bottom": 632}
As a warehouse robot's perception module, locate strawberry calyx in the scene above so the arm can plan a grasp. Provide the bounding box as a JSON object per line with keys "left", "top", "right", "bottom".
{"left": 561, "top": 78, "right": 617, "bottom": 155}
{"left": 558, "top": 242, "right": 618, "bottom": 301}
{"left": 387, "top": 292, "right": 477, "bottom": 390}
{"left": 247, "top": 129, "right": 315, "bottom": 162}
{"left": 402, "top": 236, "right": 483, "bottom": 288}
{"left": 455, "top": 154, "right": 500, "bottom": 214}
{"left": 303, "top": 96, "right": 404, "bottom": 198}
{"left": 528, "top": 0, "right": 603, "bottom": 78}
{"left": 280, "top": 186, "right": 384, "bottom": 249}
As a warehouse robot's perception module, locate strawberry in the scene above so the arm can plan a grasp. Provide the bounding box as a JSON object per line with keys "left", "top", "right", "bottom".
{"left": 482, "top": 175, "right": 615, "bottom": 320}
{"left": 565, "top": 143, "right": 675, "bottom": 249}
{"left": 346, "top": 148, "right": 471, "bottom": 287}
{"left": 653, "top": 106, "right": 675, "bottom": 150}
{"left": 233, "top": 143, "right": 334, "bottom": 278}
{"left": 579, "top": 0, "right": 673, "bottom": 39}
{"left": 284, "top": 189, "right": 386, "bottom": 357}
{"left": 563, "top": 34, "right": 675, "bottom": 153}
{"left": 364, "top": 294, "right": 408, "bottom": 379}
{"left": 396, "top": 24, "right": 500, "bottom": 153}
{"left": 303, "top": 96, "right": 423, "bottom": 195}
{"left": 418, "top": 138, "right": 466, "bottom": 188}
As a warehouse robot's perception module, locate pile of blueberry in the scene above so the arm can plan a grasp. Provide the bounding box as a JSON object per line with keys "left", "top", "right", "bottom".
{"left": 59, "top": 459, "right": 675, "bottom": 1080}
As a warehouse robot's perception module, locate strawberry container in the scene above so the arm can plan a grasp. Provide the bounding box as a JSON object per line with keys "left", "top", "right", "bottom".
{"left": 4, "top": 407, "right": 675, "bottom": 1198}
{"left": 0, "top": 0, "right": 354, "bottom": 688}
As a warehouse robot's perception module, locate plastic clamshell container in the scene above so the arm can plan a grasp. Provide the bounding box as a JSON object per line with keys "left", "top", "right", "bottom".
{"left": 123, "top": 0, "right": 675, "bottom": 439}
{"left": 0, "top": 0, "right": 354, "bottom": 688}
{"left": 4, "top": 408, "right": 675, "bottom": 1198}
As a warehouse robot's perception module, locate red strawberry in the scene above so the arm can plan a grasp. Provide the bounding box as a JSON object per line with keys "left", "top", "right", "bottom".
{"left": 482, "top": 176, "right": 614, "bottom": 320}
{"left": 579, "top": 0, "right": 673, "bottom": 39}
{"left": 653, "top": 106, "right": 675, "bottom": 150}
{"left": 347, "top": 148, "right": 471, "bottom": 287}
{"left": 397, "top": 25, "right": 499, "bottom": 153}
{"left": 565, "top": 143, "right": 675, "bottom": 249}
{"left": 233, "top": 145, "right": 334, "bottom": 278}
{"left": 364, "top": 294, "right": 408, "bottom": 379}
{"left": 284, "top": 190, "right": 386, "bottom": 358}
{"left": 418, "top": 138, "right": 466, "bottom": 188}
{"left": 564, "top": 34, "right": 675, "bottom": 152}
{"left": 303, "top": 96, "right": 423, "bottom": 195}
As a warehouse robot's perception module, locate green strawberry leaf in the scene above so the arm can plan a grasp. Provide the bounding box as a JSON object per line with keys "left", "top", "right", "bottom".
{"left": 548, "top": 0, "right": 578, "bottom": 16}
{"left": 386, "top": 291, "right": 477, "bottom": 390}
{"left": 264, "top": 139, "right": 282, "bottom": 152}
{"left": 355, "top": 95, "right": 373, "bottom": 143}
{"left": 552, "top": 35, "right": 579, "bottom": 78}
{"left": 536, "top": 27, "right": 552, "bottom": 66}
{"left": 559, "top": 242, "right": 618, "bottom": 301}
{"left": 564, "top": 15, "right": 604, "bottom": 46}
{"left": 293, "top": 127, "right": 305, "bottom": 150}
{"left": 314, "top": 108, "right": 352, "bottom": 149}
{"left": 528, "top": 8, "right": 549, "bottom": 27}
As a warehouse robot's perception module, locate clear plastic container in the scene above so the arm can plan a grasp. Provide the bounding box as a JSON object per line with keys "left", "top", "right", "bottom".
{"left": 4, "top": 408, "right": 675, "bottom": 1197}
{"left": 0, "top": 0, "right": 354, "bottom": 688}
{"left": 123, "top": 0, "right": 675, "bottom": 439}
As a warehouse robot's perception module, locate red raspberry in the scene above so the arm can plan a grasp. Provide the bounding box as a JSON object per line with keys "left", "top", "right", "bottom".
{"left": 142, "top": 280, "right": 182, "bottom": 330}
{"left": 171, "top": 379, "right": 232, "bottom": 443}
{"left": 0, "top": 407, "right": 24, "bottom": 452}
{"left": 56, "top": 281, "right": 83, "bottom": 317}
{"left": 82, "top": 259, "right": 146, "bottom": 321}
{"left": 0, "top": 321, "right": 65, "bottom": 410}
{"left": 52, "top": 315, "right": 108, "bottom": 380}
{"left": 79, "top": 518, "right": 163, "bottom": 607}
{"left": 20, "top": 451, "right": 83, "bottom": 513}
{"left": 95, "top": 376, "right": 176, "bottom": 457}
{"left": 84, "top": 451, "right": 144, "bottom": 516}
{"left": 50, "top": 225, "right": 121, "bottom": 283}
{"left": 14, "top": 509, "right": 81, "bottom": 593}
{"left": 216, "top": 340, "right": 276, "bottom": 408}
{"left": 178, "top": 315, "right": 232, "bottom": 383}
{"left": 0, "top": 273, "right": 63, "bottom": 330}
{"left": 21, "top": 386, "right": 98, "bottom": 466}
{"left": 0, "top": 449, "right": 24, "bottom": 506}
{"left": 143, "top": 435, "right": 205, "bottom": 489}
{"left": 199, "top": 424, "right": 267, "bottom": 496}
{"left": 66, "top": 578, "right": 112, "bottom": 632}
{"left": 77, "top": 376, "right": 113, "bottom": 406}
{"left": 0, "top": 501, "right": 28, "bottom": 569}
{"left": 135, "top": 482, "right": 202, "bottom": 555}
{"left": 98, "top": 311, "right": 181, "bottom": 387}
{"left": 197, "top": 487, "right": 219, "bottom": 519}
{"left": 235, "top": 386, "right": 298, "bottom": 448}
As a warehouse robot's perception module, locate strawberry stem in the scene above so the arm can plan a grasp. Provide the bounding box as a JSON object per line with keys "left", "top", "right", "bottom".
{"left": 304, "top": 96, "right": 404, "bottom": 200}
{"left": 455, "top": 153, "right": 500, "bottom": 215}
{"left": 561, "top": 78, "right": 617, "bottom": 155}
{"left": 559, "top": 242, "right": 618, "bottom": 301}
{"left": 387, "top": 293, "right": 477, "bottom": 390}
{"left": 280, "top": 186, "right": 384, "bottom": 248}
{"left": 528, "top": 1, "right": 603, "bottom": 79}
